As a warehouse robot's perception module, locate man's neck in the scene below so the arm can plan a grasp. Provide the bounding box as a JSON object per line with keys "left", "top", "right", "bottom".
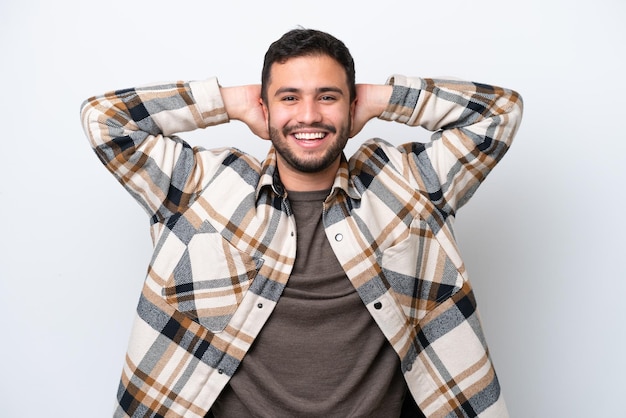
{"left": 276, "top": 158, "right": 339, "bottom": 192}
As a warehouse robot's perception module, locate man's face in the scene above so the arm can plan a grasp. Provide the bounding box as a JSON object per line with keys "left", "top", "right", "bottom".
{"left": 262, "top": 54, "right": 355, "bottom": 178}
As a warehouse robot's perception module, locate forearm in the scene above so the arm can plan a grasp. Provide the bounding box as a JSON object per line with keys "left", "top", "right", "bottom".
{"left": 378, "top": 75, "right": 523, "bottom": 211}
{"left": 381, "top": 75, "right": 523, "bottom": 146}
{"left": 80, "top": 77, "right": 228, "bottom": 147}
{"left": 80, "top": 77, "right": 230, "bottom": 219}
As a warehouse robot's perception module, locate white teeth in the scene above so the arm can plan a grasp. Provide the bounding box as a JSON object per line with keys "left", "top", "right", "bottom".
{"left": 294, "top": 132, "right": 325, "bottom": 140}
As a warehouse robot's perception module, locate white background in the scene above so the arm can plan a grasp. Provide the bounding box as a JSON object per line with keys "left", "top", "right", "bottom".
{"left": 1, "top": 1, "right": 624, "bottom": 416}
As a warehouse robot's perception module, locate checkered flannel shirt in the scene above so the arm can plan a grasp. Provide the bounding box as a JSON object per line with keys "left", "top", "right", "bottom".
{"left": 81, "top": 74, "right": 523, "bottom": 417}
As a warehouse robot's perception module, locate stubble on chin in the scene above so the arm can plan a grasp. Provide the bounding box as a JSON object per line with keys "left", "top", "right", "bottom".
{"left": 269, "top": 124, "right": 350, "bottom": 173}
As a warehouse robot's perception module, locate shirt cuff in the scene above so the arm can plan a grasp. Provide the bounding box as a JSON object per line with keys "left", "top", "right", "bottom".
{"left": 189, "top": 77, "right": 230, "bottom": 127}
{"left": 381, "top": 74, "right": 422, "bottom": 124}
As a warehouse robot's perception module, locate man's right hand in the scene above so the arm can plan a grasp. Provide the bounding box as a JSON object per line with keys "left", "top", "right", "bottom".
{"left": 221, "top": 85, "right": 270, "bottom": 140}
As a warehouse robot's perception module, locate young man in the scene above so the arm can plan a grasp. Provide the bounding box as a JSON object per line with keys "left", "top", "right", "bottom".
{"left": 81, "top": 29, "right": 523, "bottom": 417}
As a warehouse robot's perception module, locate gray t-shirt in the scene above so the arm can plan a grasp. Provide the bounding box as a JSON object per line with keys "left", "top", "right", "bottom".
{"left": 212, "top": 190, "right": 407, "bottom": 417}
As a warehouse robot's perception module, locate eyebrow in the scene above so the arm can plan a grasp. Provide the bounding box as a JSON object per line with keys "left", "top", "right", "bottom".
{"left": 274, "top": 86, "right": 345, "bottom": 96}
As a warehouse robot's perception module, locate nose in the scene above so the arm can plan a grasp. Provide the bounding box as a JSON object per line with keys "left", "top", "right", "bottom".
{"left": 297, "top": 98, "right": 322, "bottom": 125}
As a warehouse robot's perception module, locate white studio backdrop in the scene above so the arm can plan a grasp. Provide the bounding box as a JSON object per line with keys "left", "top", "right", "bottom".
{"left": 1, "top": 1, "right": 624, "bottom": 416}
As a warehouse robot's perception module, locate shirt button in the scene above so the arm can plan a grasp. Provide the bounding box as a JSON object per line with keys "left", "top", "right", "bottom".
{"left": 218, "top": 369, "right": 224, "bottom": 374}
{"left": 334, "top": 233, "right": 343, "bottom": 242}
{"left": 374, "top": 302, "right": 382, "bottom": 310}
{"left": 257, "top": 303, "right": 263, "bottom": 309}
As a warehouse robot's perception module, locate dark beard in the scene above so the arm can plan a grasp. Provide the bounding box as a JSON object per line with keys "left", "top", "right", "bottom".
{"left": 269, "top": 122, "right": 350, "bottom": 173}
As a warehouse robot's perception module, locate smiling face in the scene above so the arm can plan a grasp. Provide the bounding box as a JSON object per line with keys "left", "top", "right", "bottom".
{"left": 262, "top": 54, "right": 355, "bottom": 191}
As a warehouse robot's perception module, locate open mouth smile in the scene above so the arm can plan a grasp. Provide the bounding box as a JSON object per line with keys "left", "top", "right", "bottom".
{"left": 293, "top": 132, "right": 327, "bottom": 140}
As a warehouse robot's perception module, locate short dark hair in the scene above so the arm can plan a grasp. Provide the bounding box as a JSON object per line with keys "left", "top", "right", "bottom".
{"left": 261, "top": 29, "right": 356, "bottom": 103}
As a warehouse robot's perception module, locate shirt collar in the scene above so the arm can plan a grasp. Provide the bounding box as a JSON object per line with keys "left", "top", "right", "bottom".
{"left": 256, "top": 147, "right": 362, "bottom": 201}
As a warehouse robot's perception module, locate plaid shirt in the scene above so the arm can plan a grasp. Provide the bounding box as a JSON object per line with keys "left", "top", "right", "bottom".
{"left": 81, "top": 74, "right": 523, "bottom": 417}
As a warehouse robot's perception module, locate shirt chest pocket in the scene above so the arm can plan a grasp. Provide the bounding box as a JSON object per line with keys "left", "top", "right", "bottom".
{"left": 379, "top": 218, "right": 463, "bottom": 325}
{"left": 161, "top": 225, "right": 263, "bottom": 333}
